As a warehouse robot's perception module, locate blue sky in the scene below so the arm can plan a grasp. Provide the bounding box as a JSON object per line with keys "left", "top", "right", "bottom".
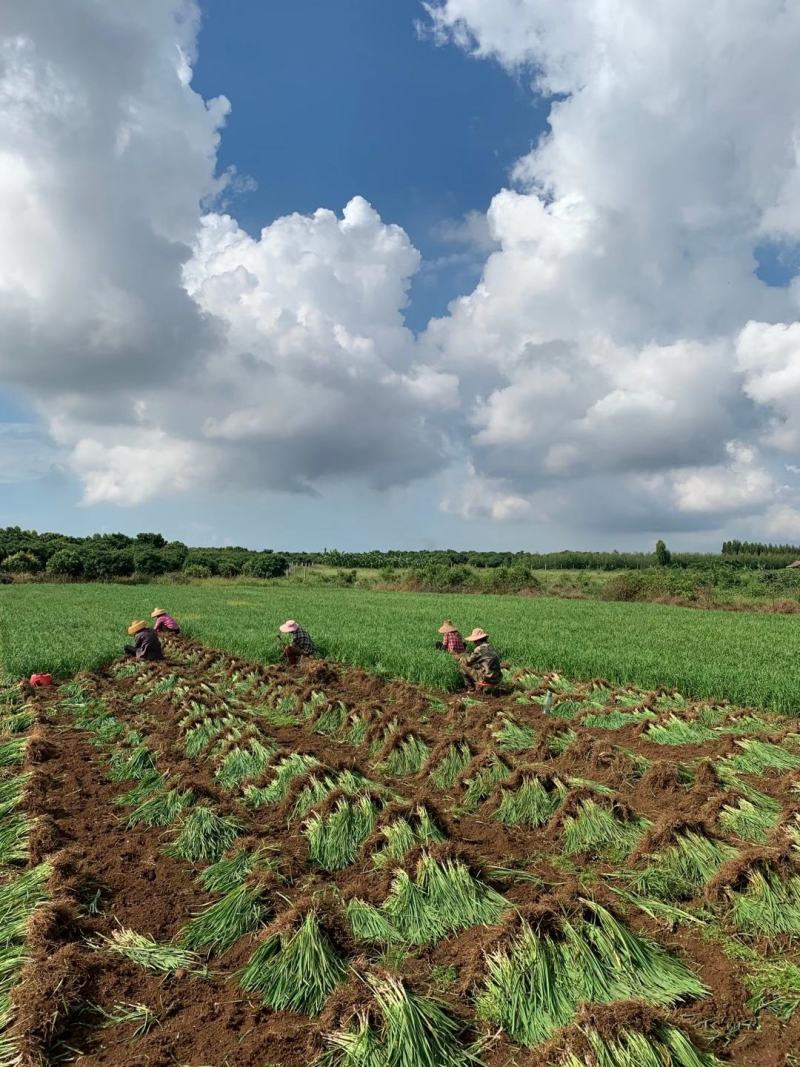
{"left": 192, "top": 0, "right": 543, "bottom": 330}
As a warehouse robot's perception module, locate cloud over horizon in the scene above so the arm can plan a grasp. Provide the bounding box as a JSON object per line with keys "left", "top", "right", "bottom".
{"left": 2, "top": 0, "right": 800, "bottom": 542}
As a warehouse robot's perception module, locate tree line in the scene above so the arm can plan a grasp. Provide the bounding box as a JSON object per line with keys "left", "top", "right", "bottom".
{"left": 2, "top": 527, "right": 798, "bottom": 582}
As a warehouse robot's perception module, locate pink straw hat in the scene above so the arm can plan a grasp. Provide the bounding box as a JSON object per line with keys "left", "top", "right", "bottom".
{"left": 438, "top": 620, "right": 457, "bottom": 634}
{"left": 279, "top": 620, "right": 300, "bottom": 634}
{"left": 466, "top": 628, "right": 488, "bottom": 642}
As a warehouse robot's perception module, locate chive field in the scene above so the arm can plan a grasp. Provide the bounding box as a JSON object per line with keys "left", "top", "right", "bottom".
{"left": 1, "top": 582, "right": 799, "bottom": 710}
{"left": 5, "top": 638, "right": 800, "bottom": 1064}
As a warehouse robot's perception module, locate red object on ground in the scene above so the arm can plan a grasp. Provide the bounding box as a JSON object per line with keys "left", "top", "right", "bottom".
{"left": 29, "top": 673, "right": 53, "bottom": 687}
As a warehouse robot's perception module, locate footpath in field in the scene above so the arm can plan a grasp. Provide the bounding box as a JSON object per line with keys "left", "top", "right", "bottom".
{"left": 3, "top": 639, "right": 800, "bottom": 1065}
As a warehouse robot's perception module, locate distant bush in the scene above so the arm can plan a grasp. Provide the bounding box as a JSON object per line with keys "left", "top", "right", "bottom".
{"left": 183, "top": 563, "right": 213, "bottom": 579}
{"left": 242, "top": 554, "right": 289, "bottom": 579}
{"left": 1, "top": 551, "right": 41, "bottom": 574}
{"left": 46, "top": 549, "right": 85, "bottom": 579}
{"left": 598, "top": 573, "right": 646, "bottom": 602}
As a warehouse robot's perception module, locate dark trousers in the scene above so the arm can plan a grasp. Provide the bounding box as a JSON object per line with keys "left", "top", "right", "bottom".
{"left": 282, "top": 644, "right": 305, "bottom": 666}
{"left": 124, "top": 644, "right": 136, "bottom": 657}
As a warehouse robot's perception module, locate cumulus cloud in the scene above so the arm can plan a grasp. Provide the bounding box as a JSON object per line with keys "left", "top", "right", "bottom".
{"left": 0, "top": 1, "right": 455, "bottom": 506}
{"left": 420, "top": 0, "right": 800, "bottom": 532}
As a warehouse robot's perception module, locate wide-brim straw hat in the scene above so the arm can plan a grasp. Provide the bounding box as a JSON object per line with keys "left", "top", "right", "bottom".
{"left": 279, "top": 620, "right": 300, "bottom": 634}
{"left": 438, "top": 620, "right": 457, "bottom": 634}
{"left": 466, "top": 628, "right": 489, "bottom": 643}
{"left": 128, "top": 620, "right": 147, "bottom": 636}
{"left": 151, "top": 608, "right": 167, "bottom": 618}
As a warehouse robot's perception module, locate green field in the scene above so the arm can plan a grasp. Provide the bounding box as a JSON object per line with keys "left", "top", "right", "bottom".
{"left": 1, "top": 583, "right": 797, "bottom": 711}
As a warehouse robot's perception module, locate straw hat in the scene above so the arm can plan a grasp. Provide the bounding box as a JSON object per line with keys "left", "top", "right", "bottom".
{"left": 151, "top": 608, "right": 167, "bottom": 618}
{"left": 438, "top": 620, "right": 457, "bottom": 635}
{"left": 279, "top": 620, "right": 300, "bottom": 634}
{"left": 466, "top": 628, "right": 489, "bottom": 643}
{"left": 127, "top": 620, "right": 147, "bottom": 636}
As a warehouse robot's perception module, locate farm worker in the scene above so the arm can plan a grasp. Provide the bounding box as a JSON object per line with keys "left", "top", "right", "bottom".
{"left": 435, "top": 620, "right": 465, "bottom": 655}
{"left": 279, "top": 620, "right": 316, "bottom": 666}
{"left": 151, "top": 608, "right": 181, "bottom": 634}
{"left": 460, "top": 628, "right": 502, "bottom": 691}
{"left": 124, "top": 621, "right": 164, "bottom": 662}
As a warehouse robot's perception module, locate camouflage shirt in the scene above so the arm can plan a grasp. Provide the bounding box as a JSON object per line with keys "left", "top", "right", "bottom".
{"left": 464, "top": 642, "right": 501, "bottom": 684}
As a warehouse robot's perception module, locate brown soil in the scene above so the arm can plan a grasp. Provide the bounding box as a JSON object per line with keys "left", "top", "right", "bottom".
{"left": 9, "top": 638, "right": 800, "bottom": 1066}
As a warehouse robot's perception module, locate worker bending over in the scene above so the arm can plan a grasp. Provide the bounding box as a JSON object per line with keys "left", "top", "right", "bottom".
{"left": 460, "top": 628, "right": 501, "bottom": 691}
{"left": 436, "top": 620, "right": 465, "bottom": 654}
{"left": 279, "top": 620, "right": 316, "bottom": 666}
{"left": 125, "top": 620, "right": 164, "bottom": 661}
{"left": 151, "top": 608, "right": 181, "bottom": 634}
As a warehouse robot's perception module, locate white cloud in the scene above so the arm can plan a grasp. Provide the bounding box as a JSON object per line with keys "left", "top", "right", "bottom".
{"left": 0, "top": 1, "right": 454, "bottom": 505}
{"left": 420, "top": 0, "right": 800, "bottom": 528}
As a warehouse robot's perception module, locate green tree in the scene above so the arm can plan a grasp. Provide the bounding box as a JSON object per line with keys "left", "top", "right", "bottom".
{"left": 1, "top": 551, "right": 41, "bottom": 574}
{"left": 655, "top": 539, "right": 672, "bottom": 566}
{"left": 46, "top": 549, "right": 85, "bottom": 578}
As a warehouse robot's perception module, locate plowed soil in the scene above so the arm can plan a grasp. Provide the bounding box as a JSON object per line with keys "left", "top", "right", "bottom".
{"left": 13, "top": 638, "right": 800, "bottom": 1066}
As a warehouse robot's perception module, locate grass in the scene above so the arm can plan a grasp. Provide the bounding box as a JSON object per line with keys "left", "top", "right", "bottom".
{"left": 379, "top": 735, "right": 431, "bottom": 777}
{"left": 5, "top": 582, "right": 800, "bottom": 711}
{"left": 348, "top": 855, "right": 507, "bottom": 945}
{"left": 322, "top": 975, "right": 479, "bottom": 1067}
{"left": 718, "top": 794, "right": 780, "bottom": 843}
{"left": 215, "top": 739, "right": 276, "bottom": 789}
{"left": 240, "top": 911, "right": 345, "bottom": 1015}
{"left": 476, "top": 902, "right": 706, "bottom": 1047}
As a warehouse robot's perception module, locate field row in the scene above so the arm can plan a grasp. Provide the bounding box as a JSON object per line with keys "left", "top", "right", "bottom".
{"left": 2, "top": 638, "right": 799, "bottom": 1063}
{"left": 2, "top": 583, "right": 800, "bottom": 711}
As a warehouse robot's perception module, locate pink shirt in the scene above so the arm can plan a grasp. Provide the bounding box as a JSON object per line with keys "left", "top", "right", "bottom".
{"left": 153, "top": 613, "right": 180, "bottom": 633}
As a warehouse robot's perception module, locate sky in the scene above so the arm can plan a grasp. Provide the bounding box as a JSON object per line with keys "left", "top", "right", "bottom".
{"left": 2, "top": 0, "right": 800, "bottom": 552}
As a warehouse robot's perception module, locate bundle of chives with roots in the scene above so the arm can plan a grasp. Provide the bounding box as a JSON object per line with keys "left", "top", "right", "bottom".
{"left": 181, "top": 882, "right": 265, "bottom": 954}
{"left": 215, "top": 739, "right": 276, "bottom": 790}
{"left": 348, "top": 853, "right": 507, "bottom": 945}
{"left": 631, "top": 831, "right": 737, "bottom": 901}
{"left": 126, "top": 787, "right": 195, "bottom": 829}
{"left": 240, "top": 911, "right": 345, "bottom": 1015}
{"left": 718, "top": 792, "right": 780, "bottom": 844}
{"left": 165, "top": 806, "right": 243, "bottom": 864}
{"left": 100, "top": 928, "right": 204, "bottom": 975}
{"left": 293, "top": 770, "right": 381, "bottom": 820}
{"left": 304, "top": 795, "right": 380, "bottom": 872}
{"left": 460, "top": 757, "right": 509, "bottom": 813}
{"left": 494, "top": 774, "right": 566, "bottom": 829}
{"left": 244, "top": 752, "right": 320, "bottom": 808}
{"left": 645, "top": 716, "right": 717, "bottom": 746}
{"left": 322, "top": 975, "right": 480, "bottom": 1067}
{"left": 493, "top": 717, "right": 536, "bottom": 752}
{"left": 727, "top": 865, "right": 800, "bottom": 936}
{"left": 562, "top": 799, "right": 648, "bottom": 861}
{"left": 476, "top": 902, "right": 706, "bottom": 1047}
{"left": 199, "top": 845, "right": 272, "bottom": 895}
{"left": 720, "top": 739, "right": 800, "bottom": 777}
{"left": 372, "top": 807, "right": 445, "bottom": 868}
{"left": 429, "top": 743, "right": 472, "bottom": 790}
{"left": 379, "top": 735, "right": 431, "bottom": 777}
{"left": 551, "top": 1021, "right": 721, "bottom": 1067}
